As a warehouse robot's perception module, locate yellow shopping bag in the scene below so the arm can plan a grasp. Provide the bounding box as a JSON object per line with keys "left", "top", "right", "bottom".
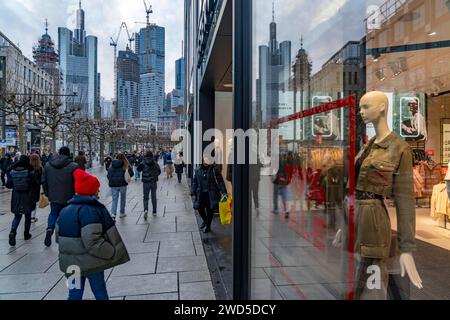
{"left": 219, "top": 194, "right": 232, "bottom": 225}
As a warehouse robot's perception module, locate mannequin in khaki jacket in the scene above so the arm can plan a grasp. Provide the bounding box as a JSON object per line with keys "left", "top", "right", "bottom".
{"left": 334, "top": 91, "right": 423, "bottom": 297}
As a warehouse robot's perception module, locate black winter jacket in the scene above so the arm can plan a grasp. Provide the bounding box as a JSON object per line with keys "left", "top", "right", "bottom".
{"left": 107, "top": 160, "right": 134, "bottom": 187}
{"left": 191, "top": 165, "right": 227, "bottom": 212}
{"left": 42, "top": 155, "right": 78, "bottom": 205}
{"left": 0, "top": 157, "right": 13, "bottom": 171}
{"left": 137, "top": 157, "right": 161, "bottom": 183}
{"left": 7, "top": 162, "right": 40, "bottom": 214}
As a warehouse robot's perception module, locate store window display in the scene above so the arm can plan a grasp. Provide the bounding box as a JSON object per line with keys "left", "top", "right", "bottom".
{"left": 336, "top": 91, "right": 423, "bottom": 299}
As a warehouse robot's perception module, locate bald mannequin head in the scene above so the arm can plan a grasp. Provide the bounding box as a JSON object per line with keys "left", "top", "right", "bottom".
{"left": 359, "top": 91, "right": 389, "bottom": 126}
{"left": 360, "top": 91, "right": 392, "bottom": 141}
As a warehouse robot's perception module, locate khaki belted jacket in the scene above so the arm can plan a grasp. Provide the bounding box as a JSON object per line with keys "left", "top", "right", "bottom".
{"left": 355, "top": 132, "right": 416, "bottom": 256}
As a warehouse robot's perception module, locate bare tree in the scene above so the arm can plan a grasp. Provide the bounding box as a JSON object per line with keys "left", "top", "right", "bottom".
{"left": 0, "top": 69, "right": 40, "bottom": 153}
{"left": 36, "top": 100, "right": 80, "bottom": 153}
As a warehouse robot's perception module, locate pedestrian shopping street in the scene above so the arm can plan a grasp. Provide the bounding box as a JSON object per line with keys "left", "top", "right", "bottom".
{"left": 0, "top": 163, "right": 216, "bottom": 300}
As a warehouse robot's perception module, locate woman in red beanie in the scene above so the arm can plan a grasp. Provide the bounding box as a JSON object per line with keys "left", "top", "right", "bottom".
{"left": 56, "top": 169, "right": 130, "bottom": 300}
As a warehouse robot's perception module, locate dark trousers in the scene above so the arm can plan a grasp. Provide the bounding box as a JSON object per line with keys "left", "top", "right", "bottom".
{"left": 143, "top": 182, "right": 157, "bottom": 213}
{"left": 47, "top": 203, "right": 66, "bottom": 231}
{"left": 11, "top": 212, "right": 32, "bottom": 235}
{"left": 1, "top": 170, "right": 6, "bottom": 186}
{"left": 198, "top": 192, "right": 213, "bottom": 228}
{"left": 68, "top": 271, "right": 109, "bottom": 300}
{"left": 177, "top": 172, "right": 182, "bottom": 183}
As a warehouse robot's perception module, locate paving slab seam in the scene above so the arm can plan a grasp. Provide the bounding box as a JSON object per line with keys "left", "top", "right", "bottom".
{"left": 0, "top": 253, "right": 28, "bottom": 273}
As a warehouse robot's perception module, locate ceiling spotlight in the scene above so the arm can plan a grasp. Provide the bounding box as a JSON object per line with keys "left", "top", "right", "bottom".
{"left": 429, "top": 31, "right": 437, "bottom": 36}
{"left": 223, "top": 83, "right": 233, "bottom": 88}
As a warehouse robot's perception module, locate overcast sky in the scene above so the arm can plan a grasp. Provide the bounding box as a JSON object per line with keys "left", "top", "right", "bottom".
{"left": 0, "top": 0, "right": 184, "bottom": 99}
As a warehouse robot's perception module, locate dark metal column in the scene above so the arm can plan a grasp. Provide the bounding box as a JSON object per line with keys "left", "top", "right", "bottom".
{"left": 233, "top": 0, "right": 252, "bottom": 300}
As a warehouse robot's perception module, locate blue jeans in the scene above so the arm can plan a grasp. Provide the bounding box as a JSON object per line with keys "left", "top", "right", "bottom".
{"left": 273, "top": 184, "right": 288, "bottom": 213}
{"left": 143, "top": 182, "right": 157, "bottom": 213}
{"left": 111, "top": 186, "right": 127, "bottom": 216}
{"left": 47, "top": 203, "right": 66, "bottom": 231}
{"left": 68, "top": 271, "right": 109, "bottom": 300}
{"left": 134, "top": 167, "right": 141, "bottom": 180}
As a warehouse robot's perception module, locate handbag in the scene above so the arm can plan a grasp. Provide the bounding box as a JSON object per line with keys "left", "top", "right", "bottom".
{"left": 38, "top": 193, "right": 49, "bottom": 209}
{"left": 124, "top": 169, "right": 132, "bottom": 184}
{"left": 219, "top": 194, "right": 232, "bottom": 225}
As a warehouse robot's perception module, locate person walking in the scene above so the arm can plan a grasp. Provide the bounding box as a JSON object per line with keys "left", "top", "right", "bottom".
{"left": 163, "top": 149, "right": 174, "bottom": 179}
{"left": 107, "top": 153, "right": 134, "bottom": 220}
{"left": 29, "top": 154, "right": 43, "bottom": 223}
{"left": 75, "top": 151, "right": 88, "bottom": 171}
{"left": 0, "top": 153, "right": 13, "bottom": 188}
{"left": 137, "top": 151, "right": 161, "bottom": 219}
{"left": 13, "top": 152, "right": 21, "bottom": 163}
{"left": 41, "top": 149, "right": 51, "bottom": 168}
{"left": 174, "top": 152, "right": 185, "bottom": 183}
{"left": 134, "top": 152, "right": 143, "bottom": 181}
{"left": 104, "top": 153, "right": 113, "bottom": 171}
{"left": 6, "top": 155, "right": 40, "bottom": 246}
{"left": 272, "top": 153, "right": 293, "bottom": 217}
{"left": 42, "top": 146, "right": 79, "bottom": 247}
{"left": 56, "top": 169, "right": 130, "bottom": 300}
{"left": 191, "top": 157, "right": 227, "bottom": 234}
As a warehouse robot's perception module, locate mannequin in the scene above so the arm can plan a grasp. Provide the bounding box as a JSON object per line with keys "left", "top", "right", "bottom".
{"left": 335, "top": 91, "right": 422, "bottom": 299}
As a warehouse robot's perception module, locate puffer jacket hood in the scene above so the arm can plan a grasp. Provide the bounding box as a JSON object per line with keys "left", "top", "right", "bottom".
{"left": 112, "top": 159, "right": 124, "bottom": 169}
{"left": 143, "top": 157, "right": 155, "bottom": 166}
{"left": 49, "top": 155, "right": 72, "bottom": 169}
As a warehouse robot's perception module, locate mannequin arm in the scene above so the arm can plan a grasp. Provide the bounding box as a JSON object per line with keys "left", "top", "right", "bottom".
{"left": 400, "top": 253, "right": 423, "bottom": 289}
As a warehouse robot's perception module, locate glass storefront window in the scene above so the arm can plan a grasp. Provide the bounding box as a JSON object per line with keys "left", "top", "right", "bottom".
{"left": 249, "top": 0, "right": 450, "bottom": 300}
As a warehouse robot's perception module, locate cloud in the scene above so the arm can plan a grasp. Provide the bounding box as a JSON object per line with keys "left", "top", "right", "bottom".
{"left": 0, "top": 0, "right": 184, "bottom": 99}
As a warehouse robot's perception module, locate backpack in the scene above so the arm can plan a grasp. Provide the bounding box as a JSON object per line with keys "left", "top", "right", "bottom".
{"left": 10, "top": 169, "right": 31, "bottom": 191}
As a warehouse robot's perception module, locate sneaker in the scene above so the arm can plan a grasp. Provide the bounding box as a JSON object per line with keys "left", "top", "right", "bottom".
{"left": 24, "top": 233, "right": 32, "bottom": 241}
{"left": 9, "top": 232, "right": 16, "bottom": 247}
{"left": 200, "top": 222, "right": 206, "bottom": 230}
{"left": 144, "top": 210, "right": 148, "bottom": 220}
{"left": 152, "top": 212, "right": 157, "bottom": 217}
{"left": 111, "top": 215, "right": 116, "bottom": 222}
{"left": 120, "top": 213, "right": 127, "bottom": 218}
{"left": 44, "top": 229, "right": 53, "bottom": 247}
{"left": 203, "top": 226, "right": 211, "bottom": 234}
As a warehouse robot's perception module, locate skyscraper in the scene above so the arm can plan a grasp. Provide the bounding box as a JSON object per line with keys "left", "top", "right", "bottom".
{"left": 117, "top": 48, "right": 139, "bottom": 120}
{"left": 135, "top": 24, "right": 165, "bottom": 121}
{"left": 139, "top": 73, "right": 164, "bottom": 121}
{"left": 58, "top": 1, "right": 99, "bottom": 118}
{"left": 256, "top": 6, "right": 291, "bottom": 126}
{"left": 175, "top": 57, "right": 185, "bottom": 92}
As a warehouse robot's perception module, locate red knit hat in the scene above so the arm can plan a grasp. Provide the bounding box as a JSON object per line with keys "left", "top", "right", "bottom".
{"left": 73, "top": 169, "right": 100, "bottom": 196}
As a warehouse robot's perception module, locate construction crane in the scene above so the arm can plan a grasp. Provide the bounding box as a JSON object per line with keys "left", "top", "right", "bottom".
{"left": 143, "top": 0, "right": 153, "bottom": 26}
{"left": 110, "top": 22, "right": 135, "bottom": 115}
{"left": 110, "top": 22, "right": 135, "bottom": 58}
{"left": 134, "top": 1, "right": 154, "bottom": 73}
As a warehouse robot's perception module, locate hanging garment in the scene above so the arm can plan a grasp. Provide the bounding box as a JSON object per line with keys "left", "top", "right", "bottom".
{"left": 413, "top": 166, "right": 425, "bottom": 198}
{"left": 430, "top": 183, "right": 450, "bottom": 219}
{"left": 422, "top": 162, "right": 442, "bottom": 197}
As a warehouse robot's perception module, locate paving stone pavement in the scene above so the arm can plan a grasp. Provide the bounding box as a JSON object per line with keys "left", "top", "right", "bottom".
{"left": 0, "top": 163, "right": 215, "bottom": 300}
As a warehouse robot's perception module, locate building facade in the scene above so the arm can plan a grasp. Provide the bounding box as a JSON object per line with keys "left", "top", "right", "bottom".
{"left": 100, "top": 97, "right": 114, "bottom": 119}
{"left": 136, "top": 24, "right": 165, "bottom": 121}
{"left": 117, "top": 49, "right": 139, "bottom": 120}
{"left": 185, "top": 0, "right": 450, "bottom": 300}
{"left": 139, "top": 72, "right": 164, "bottom": 121}
{"left": 157, "top": 112, "right": 177, "bottom": 137}
{"left": 0, "top": 30, "right": 54, "bottom": 152}
{"left": 58, "top": 2, "right": 99, "bottom": 118}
